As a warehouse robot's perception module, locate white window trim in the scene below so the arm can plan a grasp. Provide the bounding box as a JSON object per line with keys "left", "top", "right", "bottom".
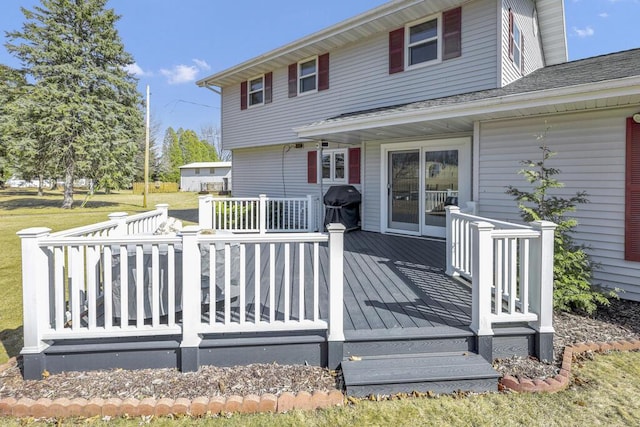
{"left": 298, "top": 56, "right": 318, "bottom": 96}
{"left": 322, "top": 148, "right": 347, "bottom": 184}
{"left": 247, "top": 74, "right": 265, "bottom": 108}
{"left": 512, "top": 23, "right": 522, "bottom": 72}
{"left": 405, "top": 14, "right": 442, "bottom": 70}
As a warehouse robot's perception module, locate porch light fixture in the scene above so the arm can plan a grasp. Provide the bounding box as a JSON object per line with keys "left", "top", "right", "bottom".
{"left": 633, "top": 113, "right": 640, "bottom": 124}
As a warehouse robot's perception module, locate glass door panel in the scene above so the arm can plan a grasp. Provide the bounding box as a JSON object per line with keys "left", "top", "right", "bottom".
{"left": 424, "top": 150, "right": 458, "bottom": 234}
{"left": 388, "top": 150, "right": 420, "bottom": 232}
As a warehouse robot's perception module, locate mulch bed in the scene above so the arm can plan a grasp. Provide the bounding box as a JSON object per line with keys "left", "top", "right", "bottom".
{"left": 1, "top": 299, "right": 638, "bottom": 400}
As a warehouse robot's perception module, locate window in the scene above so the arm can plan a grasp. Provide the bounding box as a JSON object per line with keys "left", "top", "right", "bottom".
{"left": 308, "top": 147, "right": 360, "bottom": 184}
{"left": 406, "top": 16, "right": 440, "bottom": 67}
{"left": 299, "top": 57, "right": 317, "bottom": 94}
{"left": 195, "top": 168, "right": 200, "bottom": 175}
{"left": 322, "top": 149, "right": 346, "bottom": 182}
{"left": 248, "top": 75, "right": 264, "bottom": 106}
{"left": 512, "top": 24, "right": 522, "bottom": 70}
{"left": 209, "top": 168, "right": 215, "bottom": 174}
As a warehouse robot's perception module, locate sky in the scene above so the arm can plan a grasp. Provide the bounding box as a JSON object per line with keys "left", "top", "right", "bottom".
{"left": 0, "top": 0, "right": 639, "bottom": 145}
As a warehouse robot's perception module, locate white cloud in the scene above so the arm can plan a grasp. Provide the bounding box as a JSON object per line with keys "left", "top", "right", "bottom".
{"left": 192, "top": 58, "right": 211, "bottom": 71}
{"left": 599, "top": 12, "right": 609, "bottom": 18}
{"left": 572, "top": 26, "right": 595, "bottom": 37}
{"left": 124, "top": 62, "right": 151, "bottom": 77}
{"left": 160, "top": 64, "right": 199, "bottom": 84}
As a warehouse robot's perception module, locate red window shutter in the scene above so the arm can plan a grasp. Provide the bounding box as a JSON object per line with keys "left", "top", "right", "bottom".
{"left": 443, "top": 7, "right": 462, "bottom": 60}
{"left": 626, "top": 117, "right": 640, "bottom": 261}
{"left": 307, "top": 151, "right": 317, "bottom": 184}
{"left": 508, "top": 9, "right": 514, "bottom": 59}
{"left": 348, "top": 147, "right": 361, "bottom": 184}
{"left": 389, "top": 27, "right": 405, "bottom": 74}
{"left": 240, "top": 81, "right": 248, "bottom": 110}
{"left": 264, "top": 72, "right": 273, "bottom": 104}
{"left": 318, "top": 53, "right": 330, "bottom": 91}
{"left": 288, "top": 63, "right": 297, "bottom": 98}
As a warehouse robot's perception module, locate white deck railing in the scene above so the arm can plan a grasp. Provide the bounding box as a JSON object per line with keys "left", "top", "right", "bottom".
{"left": 199, "top": 194, "right": 319, "bottom": 233}
{"left": 445, "top": 206, "right": 556, "bottom": 337}
{"left": 424, "top": 190, "right": 459, "bottom": 212}
{"left": 17, "top": 207, "right": 345, "bottom": 357}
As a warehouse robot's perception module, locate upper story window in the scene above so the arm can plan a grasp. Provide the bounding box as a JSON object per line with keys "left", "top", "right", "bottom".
{"left": 407, "top": 17, "right": 440, "bottom": 67}
{"left": 299, "top": 58, "right": 318, "bottom": 94}
{"left": 248, "top": 75, "right": 264, "bottom": 106}
{"left": 322, "top": 149, "right": 346, "bottom": 183}
{"left": 508, "top": 8, "right": 523, "bottom": 73}
{"left": 288, "top": 53, "right": 330, "bottom": 98}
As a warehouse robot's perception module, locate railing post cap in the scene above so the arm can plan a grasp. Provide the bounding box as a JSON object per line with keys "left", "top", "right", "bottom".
{"left": 471, "top": 220, "right": 495, "bottom": 230}
{"left": 445, "top": 205, "right": 460, "bottom": 212}
{"left": 16, "top": 227, "right": 51, "bottom": 238}
{"left": 179, "top": 225, "right": 201, "bottom": 235}
{"left": 108, "top": 212, "right": 128, "bottom": 220}
{"left": 327, "top": 223, "right": 346, "bottom": 232}
{"left": 530, "top": 220, "right": 557, "bottom": 230}
{"left": 198, "top": 195, "right": 211, "bottom": 201}
{"left": 259, "top": 194, "right": 267, "bottom": 198}
{"left": 155, "top": 203, "right": 169, "bottom": 208}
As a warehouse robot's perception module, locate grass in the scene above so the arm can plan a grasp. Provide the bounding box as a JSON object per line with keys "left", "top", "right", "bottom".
{"left": 0, "top": 351, "right": 639, "bottom": 426}
{"left": 0, "top": 188, "right": 200, "bottom": 364}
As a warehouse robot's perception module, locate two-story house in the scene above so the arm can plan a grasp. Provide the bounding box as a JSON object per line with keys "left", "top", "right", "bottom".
{"left": 198, "top": 0, "right": 640, "bottom": 301}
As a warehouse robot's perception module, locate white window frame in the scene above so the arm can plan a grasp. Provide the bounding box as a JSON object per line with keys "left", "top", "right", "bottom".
{"left": 512, "top": 23, "right": 522, "bottom": 72}
{"left": 405, "top": 14, "right": 442, "bottom": 70}
{"left": 248, "top": 74, "right": 264, "bottom": 107}
{"left": 298, "top": 56, "right": 318, "bottom": 96}
{"left": 321, "top": 148, "right": 347, "bottom": 184}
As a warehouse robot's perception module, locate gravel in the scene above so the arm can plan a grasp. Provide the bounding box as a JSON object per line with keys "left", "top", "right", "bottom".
{"left": 1, "top": 299, "right": 638, "bottom": 400}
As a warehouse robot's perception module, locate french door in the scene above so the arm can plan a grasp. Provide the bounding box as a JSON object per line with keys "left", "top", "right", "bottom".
{"left": 385, "top": 140, "right": 466, "bottom": 238}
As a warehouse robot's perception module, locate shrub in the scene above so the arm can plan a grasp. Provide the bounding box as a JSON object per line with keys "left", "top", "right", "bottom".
{"left": 506, "top": 143, "right": 615, "bottom": 314}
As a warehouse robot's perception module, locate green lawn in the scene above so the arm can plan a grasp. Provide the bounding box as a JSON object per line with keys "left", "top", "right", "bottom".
{"left": 0, "top": 188, "right": 200, "bottom": 363}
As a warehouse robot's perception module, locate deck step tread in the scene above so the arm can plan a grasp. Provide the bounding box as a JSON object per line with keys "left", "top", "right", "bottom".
{"left": 341, "top": 352, "right": 499, "bottom": 388}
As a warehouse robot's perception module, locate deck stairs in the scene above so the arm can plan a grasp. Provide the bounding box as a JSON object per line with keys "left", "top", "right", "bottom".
{"left": 340, "top": 326, "right": 500, "bottom": 397}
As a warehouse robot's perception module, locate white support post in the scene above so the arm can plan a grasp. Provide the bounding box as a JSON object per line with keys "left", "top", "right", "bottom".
{"left": 198, "top": 195, "right": 213, "bottom": 229}
{"left": 306, "top": 195, "right": 314, "bottom": 232}
{"left": 156, "top": 203, "right": 169, "bottom": 223}
{"left": 259, "top": 194, "right": 267, "bottom": 235}
{"left": 529, "top": 221, "right": 557, "bottom": 334}
{"left": 17, "top": 227, "right": 52, "bottom": 354}
{"left": 179, "top": 226, "right": 202, "bottom": 371}
{"left": 445, "top": 206, "right": 460, "bottom": 277}
{"left": 108, "top": 212, "right": 128, "bottom": 236}
{"left": 327, "top": 223, "right": 345, "bottom": 342}
{"left": 470, "top": 221, "right": 495, "bottom": 337}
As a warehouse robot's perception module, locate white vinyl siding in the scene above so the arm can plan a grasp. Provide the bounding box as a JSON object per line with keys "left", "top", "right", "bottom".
{"left": 500, "top": 0, "right": 545, "bottom": 86}
{"left": 231, "top": 144, "right": 361, "bottom": 199}
{"left": 477, "top": 106, "right": 640, "bottom": 301}
{"left": 221, "top": 0, "right": 498, "bottom": 150}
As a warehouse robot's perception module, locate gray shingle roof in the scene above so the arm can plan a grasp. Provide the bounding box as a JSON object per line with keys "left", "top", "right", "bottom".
{"left": 318, "top": 48, "right": 640, "bottom": 125}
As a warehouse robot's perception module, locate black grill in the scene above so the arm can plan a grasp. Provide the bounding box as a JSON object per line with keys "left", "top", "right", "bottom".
{"left": 323, "top": 185, "right": 361, "bottom": 231}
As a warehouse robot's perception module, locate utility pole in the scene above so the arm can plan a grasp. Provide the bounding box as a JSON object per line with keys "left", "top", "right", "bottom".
{"left": 143, "top": 85, "right": 150, "bottom": 208}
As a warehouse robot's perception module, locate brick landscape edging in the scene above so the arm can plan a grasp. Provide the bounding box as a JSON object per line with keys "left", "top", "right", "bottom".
{"left": 499, "top": 338, "right": 640, "bottom": 393}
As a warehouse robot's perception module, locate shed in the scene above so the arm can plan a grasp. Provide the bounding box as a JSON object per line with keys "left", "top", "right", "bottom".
{"left": 179, "top": 162, "right": 232, "bottom": 192}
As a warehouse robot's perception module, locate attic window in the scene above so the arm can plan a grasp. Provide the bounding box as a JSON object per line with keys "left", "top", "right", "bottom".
{"left": 406, "top": 16, "right": 440, "bottom": 67}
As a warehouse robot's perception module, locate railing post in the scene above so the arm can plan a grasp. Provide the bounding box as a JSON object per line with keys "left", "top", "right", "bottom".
{"left": 179, "top": 225, "right": 202, "bottom": 371}
{"left": 327, "top": 223, "right": 345, "bottom": 369}
{"left": 198, "top": 195, "right": 213, "bottom": 229}
{"left": 156, "top": 203, "right": 169, "bottom": 223}
{"left": 529, "top": 220, "right": 557, "bottom": 362}
{"left": 470, "top": 221, "right": 495, "bottom": 362}
{"left": 306, "top": 195, "right": 315, "bottom": 232}
{"left": 259, "top": 194, "right": 267, "bottom": 234}
{"left": 16, "top": 227, "right": 52, "bottom": 379}
{"left": 108, "top": 212, "right": 128, "bottom": 236}
{"left": 445, "top": 205, "right": 460, "bottom": 276}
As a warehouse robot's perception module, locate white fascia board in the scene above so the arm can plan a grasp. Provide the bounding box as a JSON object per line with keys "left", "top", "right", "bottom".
{"left": 294, "top": 76, "right": 640, "bottom": 138}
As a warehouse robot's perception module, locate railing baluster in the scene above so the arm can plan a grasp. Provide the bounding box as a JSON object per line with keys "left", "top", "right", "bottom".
{"left": 239, "top": 244, "right": 246, "bottom": 324}
{"left": 313, "top": 242, "right": 319, "bottom": 322}
{"left": 299, "top": 242, "right": 305, "bottom": 321}
{"left": 69, "top": 246, "right": 83, "bottom": 331}
{"left": 509, "top": 238, "right": 517, "bottom": 314}
{"left": 520, "top": 239, "right": 530, "bottom": 314}
{"left": 209, "top": 243, "right": 216, "bottom": 325}
{"left": 254, "top": 243, "right": 261, "bottom": 323}
{"left": 54, "top": 246, "right": 64, "bottom": 330}
{"left": 104, "top": 245, "right": 113, "bottom": 329}
{"left": 119, "top": 245, "right": 129, "bottom": 328}
{"left": 284, "top": 243, "right": 290, "bottom": 322}
{"left": 136, "top": 245, "right": 144, "bottom": 328}
{"left": 269, "top": 243, "right": 275, "bottom": 322}
{"left": 151, "top": 245, "right": 160, "bottom": 327}
{"left": 86, "top": 245, "right": 98, "bottom": 330}
{"left": 168, "top": 244, "right": 175, "bottom": 327}
{"left": 224, "top": 243, "right": 231, "bottom": 324}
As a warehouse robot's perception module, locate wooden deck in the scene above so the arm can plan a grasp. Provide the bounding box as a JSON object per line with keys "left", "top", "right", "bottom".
{"left": 202, "top": 230, "right": 472, "bottom": 335}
